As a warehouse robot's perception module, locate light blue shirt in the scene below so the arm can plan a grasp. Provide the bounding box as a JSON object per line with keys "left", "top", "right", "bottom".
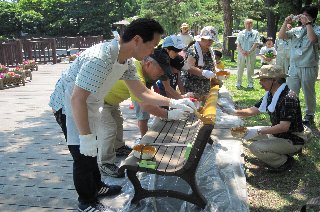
{"left": 236, "top": 29, "right": 260, "bottom": 51}
{"left": 286, "top": 25, "right": 320, "bottom": 67}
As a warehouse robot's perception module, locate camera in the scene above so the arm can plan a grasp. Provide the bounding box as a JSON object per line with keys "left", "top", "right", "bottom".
{"left": 291, "top": 14, "right": 300, "bottom": 21}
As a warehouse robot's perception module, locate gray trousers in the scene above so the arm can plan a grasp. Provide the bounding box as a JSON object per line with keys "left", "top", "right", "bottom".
{"left": 248, "top": 133, "right": 302, "bottom": 168}
{"left": 237, "top": 52, "right": 256, "bottom": 85}
{"left": 97, "top": 104, "right": 125, "bottom": 165}
{"left": 287, "top": 65, "right": 318, "bottom": 116}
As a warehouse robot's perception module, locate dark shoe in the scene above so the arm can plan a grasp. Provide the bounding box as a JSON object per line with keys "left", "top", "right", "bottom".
{"left": 97, "top": 184, "right": 122, "bottom": 197}
{"left": 247, "top": 83, "right": 254, "bottom": 89}
{"left": 266, "top": 155, "right": 294, "bottom": 173}
{"left": 99, "top": 163, "right": 125, "bottom": 178}
{"left": 236, "top": 85, "right": 243, "bottom": 90}
{"left": 116, "top": 145, "right": 132, "bottom": 157}
{"left": 303, "top": 115, "right": 314, "bottom": 125}
{"left": 78, "top": 202, "right": 100, "bottom": 212}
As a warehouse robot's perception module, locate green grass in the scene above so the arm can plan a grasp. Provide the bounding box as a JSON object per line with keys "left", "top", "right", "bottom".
{"left": 223, "top": 74, "right": 320, "bottom": 211}
{"left": 222, "top": 51, "right": 262, "bottom": 69}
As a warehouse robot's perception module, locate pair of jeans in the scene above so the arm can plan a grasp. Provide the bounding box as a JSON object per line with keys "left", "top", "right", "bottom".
{"left": 68, "top": 145, "right": 104, "bottom": 204}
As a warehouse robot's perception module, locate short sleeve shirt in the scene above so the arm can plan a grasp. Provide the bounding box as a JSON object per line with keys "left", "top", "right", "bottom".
{"left": 259, "top": 46, "right": 277, "bottom": 64}
{"left": 236, "top": 29, "right": 260, "bottom": 51}
{"left": 254, "top": 86, "right": 304, "bottom": 145}
{"left": 286, "top": 25, "right": 320, "bottom": 67}
{"left": 49, "top": 39, "right": 139, "bottom": 114}
{"left": 48, "top": 78, "right": 65, "bottom": 111}
{"left": 178, "top": 33, "right": 194, "bottom": 46}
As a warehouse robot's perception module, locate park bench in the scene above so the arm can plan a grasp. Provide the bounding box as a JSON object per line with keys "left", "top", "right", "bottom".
{"left": 119, "top": 85, "right": 219, "bottom": 209}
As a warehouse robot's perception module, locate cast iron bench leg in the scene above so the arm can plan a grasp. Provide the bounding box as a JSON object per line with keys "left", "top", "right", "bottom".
{"left": 181, "top": 171, "right": 207, "bottom": 209}
{"left": 127, "top": 169, "right": 147, "bottom": 204}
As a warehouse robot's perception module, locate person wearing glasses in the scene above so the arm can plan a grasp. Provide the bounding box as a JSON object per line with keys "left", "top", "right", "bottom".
{"left": 132, "top": 35, "right": 192, "bottom": 138}
{"left": 278, "top": 5, "right": 320, "bottom": 125}
{"left": 231, "top": 65, "right": 310, "bottom": 173}
{"left": 183, "top": 26, "right": 218, "bottom": 98}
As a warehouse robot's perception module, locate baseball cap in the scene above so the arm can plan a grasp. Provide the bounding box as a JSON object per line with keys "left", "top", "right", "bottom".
{"left": 150, "top": 48, "right": 172, "bottom": 78}
{"left": 199, "top": 26, "right": 218, "bottom": 42}
{"left": 162, "top": 35, "right": 186, "bottom": 50}
{"left": 253, "top": 65, "right": 289, "bottom": 79}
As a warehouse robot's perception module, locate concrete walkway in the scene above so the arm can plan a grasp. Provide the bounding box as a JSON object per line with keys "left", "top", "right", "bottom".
{"left": 0, "top": 64, "right": 247, "bottom": 211}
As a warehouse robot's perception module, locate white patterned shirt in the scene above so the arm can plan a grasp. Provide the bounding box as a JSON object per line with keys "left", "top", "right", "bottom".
{"left": 49, "top": 39, "right": 138, "bottom": 113}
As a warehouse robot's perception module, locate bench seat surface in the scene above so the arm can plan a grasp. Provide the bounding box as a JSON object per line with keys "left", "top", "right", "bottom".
{"left": 120, "top": 114, "right": 202, "bottom": 174}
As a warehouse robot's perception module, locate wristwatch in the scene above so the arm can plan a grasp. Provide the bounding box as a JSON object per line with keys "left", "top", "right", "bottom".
{"left": 306, "top": 21, "right": 312, "bottom": 25}
{"left": 257, "top": 128, "right": 262, "bottom": 135}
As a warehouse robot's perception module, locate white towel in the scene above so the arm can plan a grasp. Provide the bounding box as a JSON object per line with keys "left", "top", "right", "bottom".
{"left": 194, "top": 41, "right": 215, "bottom": 67}
{"left": 259, "top": 83, "right": 287, "bottom": 113}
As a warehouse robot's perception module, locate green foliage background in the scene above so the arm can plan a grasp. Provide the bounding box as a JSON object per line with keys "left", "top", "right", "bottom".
{"left": 0, "top": 0, "right": 319, "bottom": 39}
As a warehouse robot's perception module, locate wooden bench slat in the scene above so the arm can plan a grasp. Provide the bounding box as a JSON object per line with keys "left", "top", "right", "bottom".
{"left": 120, "top": 86, "right": 220, "bottom": 209}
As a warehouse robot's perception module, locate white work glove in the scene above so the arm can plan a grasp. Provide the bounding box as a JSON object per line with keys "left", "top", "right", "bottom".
{"left": 79, "top": 134, "right": 98, "bottom": 157}
{"left": 243, "top": 127, "right": 259, "bottom": 140}
{"left": 168, "top": 109, "right": 189, "bottom": 120}
{"left": 202, "top": 69, "right": 215, "bottom": 79}
{"left": 182, "top": 92, "right": 194, "bottom": 98}
{"left": 220, "top": 105, "right": 236, "bottom": 115}
{"left": 169, "top": 98, "right": 196, "bottom": 113}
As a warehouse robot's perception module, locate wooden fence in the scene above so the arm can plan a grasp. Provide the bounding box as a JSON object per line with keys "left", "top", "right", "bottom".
{"left": 0, "top": 36, "right": 104, "bottom": 67}
{"left": 22, "top": 38, "right": 57, "bottom": 64}
{"left": 55, "top": 35, "right": 104, "bottom": 51}
{"left": 0, "top": 40, "right": 24, "bottom": 67}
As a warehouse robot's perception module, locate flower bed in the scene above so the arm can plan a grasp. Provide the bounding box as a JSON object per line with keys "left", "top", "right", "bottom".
{"left": 0, "top": 75, "right": 25, "bottom": 90}
{"left": 0, "top": 64, "right": 25, "bottom": 90}
{"left": 23, "top": 60, "right": 38, "bottom": 71}
{"left": 13, "top": 66, "right": 32, "bottom": 80}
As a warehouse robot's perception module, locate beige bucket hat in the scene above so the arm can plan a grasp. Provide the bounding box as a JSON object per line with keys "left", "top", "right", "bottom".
{"left": 253, "top": 65, "right": 289, "bottom": 79}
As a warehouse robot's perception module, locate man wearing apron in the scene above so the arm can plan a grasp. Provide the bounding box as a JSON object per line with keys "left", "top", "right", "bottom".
{"left": 49, "top": 18, "right": 196, "bottom": 212}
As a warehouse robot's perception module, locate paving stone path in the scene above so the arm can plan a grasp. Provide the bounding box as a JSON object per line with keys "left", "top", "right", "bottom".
{"left": 0, "top": 64, "right": 248, "bottom": 211}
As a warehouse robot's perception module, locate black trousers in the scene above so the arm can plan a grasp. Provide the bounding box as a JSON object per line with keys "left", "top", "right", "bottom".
{"left": 68, "top": 145, "right": 104, "bottom": 204}
{"left": 53, "top": 108, "right": 67, "bottom": 141}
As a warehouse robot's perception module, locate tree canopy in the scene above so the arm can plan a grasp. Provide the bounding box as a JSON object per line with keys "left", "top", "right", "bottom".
{"left": 0, "top": 0, "right": 318, "bottom": 44}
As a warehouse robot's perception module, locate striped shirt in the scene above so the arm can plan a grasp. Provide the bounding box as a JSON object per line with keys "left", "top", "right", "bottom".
{"left": 49, "top": 39, "right": 138, "bottom": 113}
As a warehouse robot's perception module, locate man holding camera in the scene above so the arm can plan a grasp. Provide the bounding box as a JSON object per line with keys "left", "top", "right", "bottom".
{"left": 278, "top": 5, "right": 320, "bottom": 125}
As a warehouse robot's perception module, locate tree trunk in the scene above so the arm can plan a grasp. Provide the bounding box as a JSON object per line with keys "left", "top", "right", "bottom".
{"left": 220, "top": 0, "right": 233, "bottom": 55}
{"left": 265, "top": 0, "right": 277, "bottom": 40}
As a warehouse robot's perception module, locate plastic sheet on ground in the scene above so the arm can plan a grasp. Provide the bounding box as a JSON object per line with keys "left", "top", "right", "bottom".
{"left": 101, "top": 143, "right": 248, "bottom": 211}
{"left": 100, "top": 85, "right": 248, "bottom": 211}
